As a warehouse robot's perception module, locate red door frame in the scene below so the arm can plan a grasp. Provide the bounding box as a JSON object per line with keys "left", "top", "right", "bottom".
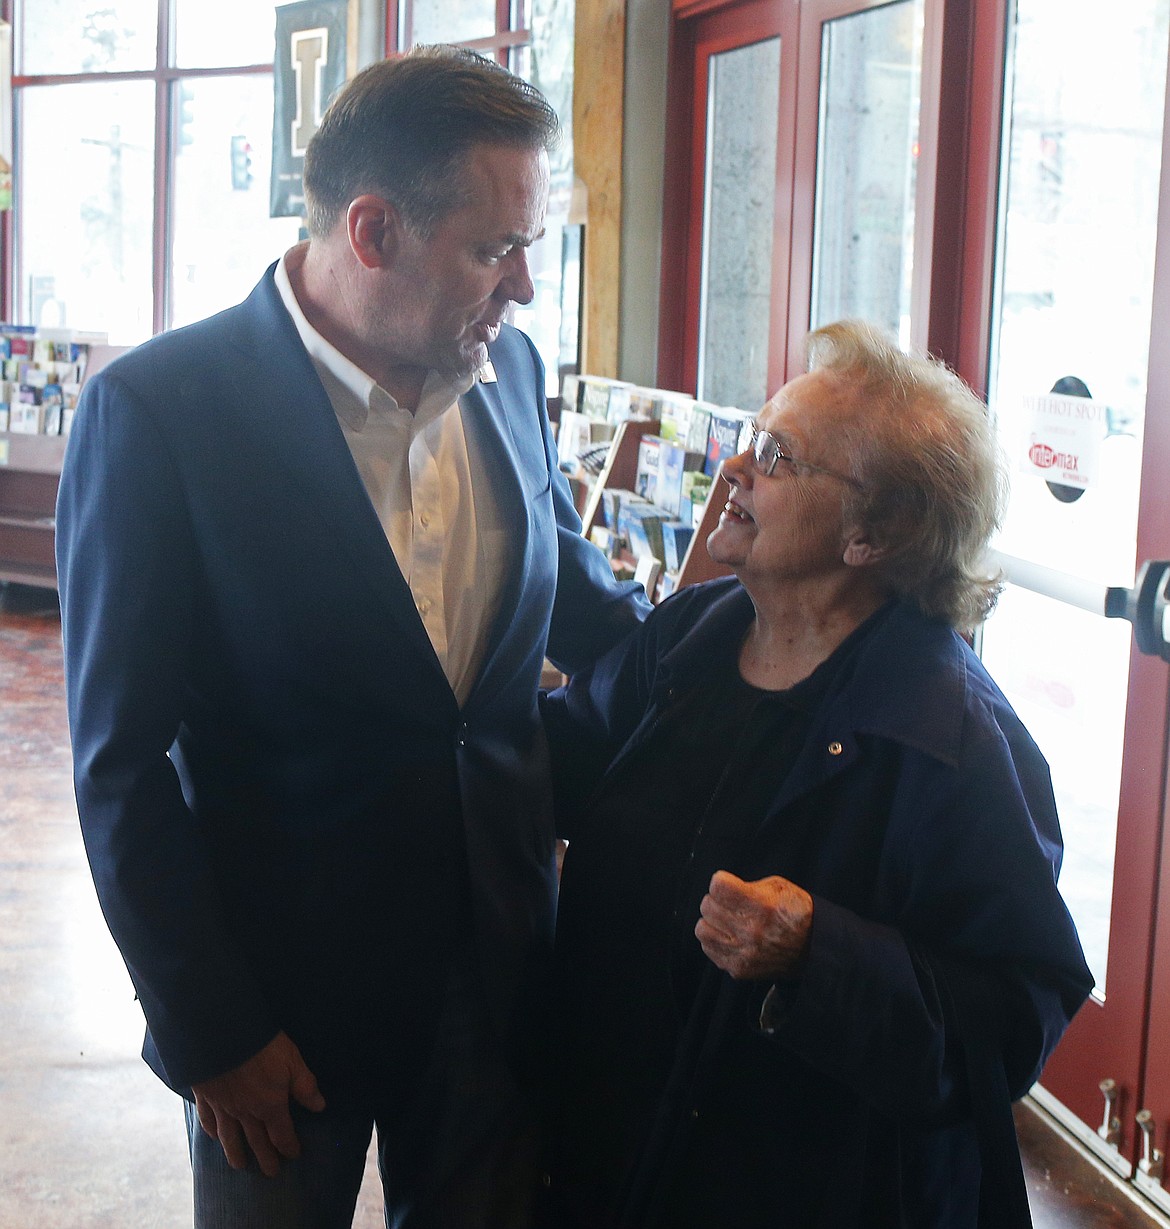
{"left": 657, "top": 0, "right": 799, "bottom": 395}
{"left": 945, "top": 0, "right": 1006, "bottom": 397}
{"left": 1134, "top": 83, "right": 1170, "bottom": 1161}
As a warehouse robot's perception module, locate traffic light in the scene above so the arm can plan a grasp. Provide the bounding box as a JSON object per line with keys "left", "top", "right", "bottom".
{"left": 177, "top": 82, "right": 196, "bottom": 148}
{"left": 230, "top": 135, "right": 254, "bottom": 191}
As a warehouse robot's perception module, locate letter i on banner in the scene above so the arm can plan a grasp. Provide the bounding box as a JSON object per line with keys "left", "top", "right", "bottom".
{"left": 271, "top": 1, "right": 352, "bottom": 220}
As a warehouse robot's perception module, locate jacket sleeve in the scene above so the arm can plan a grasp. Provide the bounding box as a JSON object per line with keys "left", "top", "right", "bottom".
{"left": 541, "top": 594, "right": 687, "bottom": 841}
{"left": 56, "top": 372, "right": 280, "bottom": 1091}
{"left": 758, "top": 715, "right": 1093, "bottom": 1126}
{"left": 513, "top": 335, "right": 650, "bottom": 676}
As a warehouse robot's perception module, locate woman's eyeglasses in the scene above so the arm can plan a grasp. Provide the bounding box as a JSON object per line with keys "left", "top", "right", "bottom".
{"left": 747, "top": 423, "right": 863, "bottom": 490}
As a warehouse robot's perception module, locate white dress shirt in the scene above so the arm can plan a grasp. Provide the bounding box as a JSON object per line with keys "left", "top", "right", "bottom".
{"left": 276, "top": 244, "right": 507, "bottom": 706}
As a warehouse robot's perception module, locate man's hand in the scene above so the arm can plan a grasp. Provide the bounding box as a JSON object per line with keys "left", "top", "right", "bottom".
{"left": 191, "top": 1031, "right": 325, "bottom": 1177}
{"left": 696, "top": 870, "right": 814, "bottom": 980}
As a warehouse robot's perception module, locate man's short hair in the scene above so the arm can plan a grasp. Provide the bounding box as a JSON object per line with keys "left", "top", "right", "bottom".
{"left": 302, "top": 45, "right": 560, "bottom": 238}
{"left": 807, "top": 319, "right": 1007, "bottom": 632}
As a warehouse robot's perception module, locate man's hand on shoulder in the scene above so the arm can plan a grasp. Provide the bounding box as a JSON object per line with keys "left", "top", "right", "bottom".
{"left": 191, "top": 1031, "right": 326, "bottom": 1177}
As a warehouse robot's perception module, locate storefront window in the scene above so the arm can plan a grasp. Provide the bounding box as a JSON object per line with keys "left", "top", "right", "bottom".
{"left": 409, "top": 0, "right": 498, "bottom": 46}
{"left": 11, "top": 0, "right": 290, "bottom": 342}
{"left": 18, "top": 0, "right": 157, "bottom": 75}
{"left": 19, "top": 80, "right": 155, "bottom": 339}
{"left": 170, "top": 76, "right": 302, "bottom": 329}
{"left": 173, "top": 0, "right": 279, "bottom": 69}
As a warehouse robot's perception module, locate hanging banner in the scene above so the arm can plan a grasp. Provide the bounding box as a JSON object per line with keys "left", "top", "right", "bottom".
{"left": 1019, "top": 392, "right": 1108, "bottom": 491}
{"left": 270, "top": 0, "right": 352, "bottom": 220}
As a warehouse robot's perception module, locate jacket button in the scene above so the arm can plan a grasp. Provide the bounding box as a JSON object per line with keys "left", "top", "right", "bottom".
{"left": 828, "top": 741, "right": 843, "bottom": 756}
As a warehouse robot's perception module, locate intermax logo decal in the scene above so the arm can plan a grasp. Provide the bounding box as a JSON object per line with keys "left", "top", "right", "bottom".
{"left": 1028, "top": 442, "right": 1079, "bottom": 472}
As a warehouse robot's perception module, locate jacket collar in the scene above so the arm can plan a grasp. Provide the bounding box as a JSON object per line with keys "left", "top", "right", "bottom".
{"left": 654, "top": 579, "right": 970, "bottom": 769}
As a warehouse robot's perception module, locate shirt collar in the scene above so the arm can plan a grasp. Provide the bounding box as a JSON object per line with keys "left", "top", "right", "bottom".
{"left": 275, "top": 243, "right": 476, "bottom": 432}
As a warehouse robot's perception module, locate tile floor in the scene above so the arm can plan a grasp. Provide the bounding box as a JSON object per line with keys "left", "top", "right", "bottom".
{"left": 0, "top": 578, "right": 1166, "bottom": 1228}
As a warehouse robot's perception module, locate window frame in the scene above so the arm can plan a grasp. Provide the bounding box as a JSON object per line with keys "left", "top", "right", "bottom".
{"left": 2, "top": 0, "right": 275, "bottom": 333}
{"left": 386, "top": 0, "right": 530, "bottom": 62}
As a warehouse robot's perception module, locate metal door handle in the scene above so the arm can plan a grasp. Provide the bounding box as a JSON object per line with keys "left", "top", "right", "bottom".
{"left": 1106, "top": 560, "right": 1170, "bottom": 661}
{"left": 1099, "top": 1078, "right": 1122, "bottom": 1146}
{"left": 1137, "top": 1110, "right": 1165, "bottom": 1181}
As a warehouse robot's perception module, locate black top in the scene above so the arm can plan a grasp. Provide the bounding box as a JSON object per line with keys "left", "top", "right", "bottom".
{"left": 550, "top": 604, "right": 894, "bottom": 1224}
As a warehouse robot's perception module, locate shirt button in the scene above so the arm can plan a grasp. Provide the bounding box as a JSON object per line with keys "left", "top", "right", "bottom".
{"left": 420, "top": 513, "right": 430, "bottom": 528}
{"left": 828, "top": 741, "right": 843, "bottom": 756}
{"left": 417, "top": 597, "right": 432, "bottom": 616}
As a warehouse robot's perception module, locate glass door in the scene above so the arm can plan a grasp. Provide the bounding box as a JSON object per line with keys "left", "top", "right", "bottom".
{"left": 659, "top": 0, "right": 798, "bottom": 410}
{"left": 976, "top": 0, "right": 1170, "bottom": 1191}
{"left": 695, "top": 33, "right": 785, "bottom": 411}
{"left": 804, "top": 0, "right": 925, "bottom": 342}
{"left": 658, "top": 0, "right": 930, "bottom": 401}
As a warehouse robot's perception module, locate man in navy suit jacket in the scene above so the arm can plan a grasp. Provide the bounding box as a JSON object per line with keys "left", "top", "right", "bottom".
{"left": 56, "top": 46, "right": 649, "bottom": 1228}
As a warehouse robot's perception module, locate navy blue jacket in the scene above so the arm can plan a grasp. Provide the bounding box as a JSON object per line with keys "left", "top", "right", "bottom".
{"left": 56, "top": 266, "right": 649, "bottom": 1105}
{"left": 542, "top": 578, "right": 1092, "bottom": 1227}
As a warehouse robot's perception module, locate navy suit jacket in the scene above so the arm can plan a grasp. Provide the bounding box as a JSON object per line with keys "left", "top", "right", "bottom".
{"left": 56, "top": 266, "right": 649, "bottom": 1105}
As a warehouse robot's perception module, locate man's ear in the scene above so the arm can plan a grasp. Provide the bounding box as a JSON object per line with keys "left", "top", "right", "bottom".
{"left": 346, "top": 195, "right": 402, "bottom": 270}
{"left": 842, "top": 528, "right": 888, "bottom": 568}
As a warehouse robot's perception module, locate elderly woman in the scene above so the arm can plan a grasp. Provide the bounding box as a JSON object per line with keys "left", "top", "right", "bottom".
{"left": 539, "top": 320, "right": 1092, "bottom": 1229}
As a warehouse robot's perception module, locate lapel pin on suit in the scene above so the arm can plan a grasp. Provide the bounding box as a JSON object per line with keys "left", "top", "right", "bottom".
{"left": 479, "top": 360, "right": 498, "bottom": 384}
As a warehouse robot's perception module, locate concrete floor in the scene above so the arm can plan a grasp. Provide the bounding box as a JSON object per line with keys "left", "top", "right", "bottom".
{"left": 2, "top": 577, "right": 1168, "bottom": 1229}
{"left": 0, "top": 583, "right": 384, "bottom": 1228}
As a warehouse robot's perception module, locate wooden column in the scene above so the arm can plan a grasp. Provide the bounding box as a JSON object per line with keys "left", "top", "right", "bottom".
{"left": 574, "top": 0, "right": 626, "bottom": 378}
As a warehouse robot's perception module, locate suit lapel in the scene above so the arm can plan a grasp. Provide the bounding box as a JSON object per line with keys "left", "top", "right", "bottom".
{"left": 226, "top": 271, "right": 450, "bottom": 690}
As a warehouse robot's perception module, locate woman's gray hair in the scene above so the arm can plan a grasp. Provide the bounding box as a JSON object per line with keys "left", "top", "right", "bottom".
{"left": 807, "top": 319, "right": 1007, "bottom": 631}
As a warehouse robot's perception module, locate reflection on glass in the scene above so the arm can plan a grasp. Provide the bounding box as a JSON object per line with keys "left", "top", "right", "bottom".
{"left": 697, "top": 37, "right": 781, "bottom": 412}
{"left": 810, "top": 0, "right": 923, "bottom": 343}
{"left": 410, "top": 0, "right": 498, "bottom": 47}
{"left": 988, "top": 0, "right": 1169, "bottom": 589}
{"left": 20, "top": 82, "right": 155, "bottom": 342}
{"left": 170, "top": 77, "right": 304, "bottom": 330}
{"left": 511, "top": 0, "right": 576, "bottom": 394}
{"left": 979, "top": 585, "right": 1129, "bottom": 999}
{"left": 18, "top": 0, "right": 157, "bottom": 75}
{"left": 175, "top": 0, "right": 278, "bottom": 69}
